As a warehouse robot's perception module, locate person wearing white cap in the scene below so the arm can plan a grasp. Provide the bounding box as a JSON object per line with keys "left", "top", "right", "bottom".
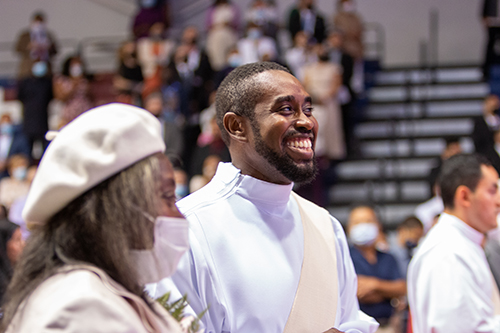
{"left": 0, "top": 103, "right": 189, "bottom": 333}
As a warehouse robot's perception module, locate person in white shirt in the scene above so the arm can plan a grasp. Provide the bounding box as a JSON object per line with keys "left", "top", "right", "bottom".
{"left": 147, "top": 62, "right": 378, "bottom": 333}
{"left": 408, "top": 153, "right": 500, "bottom": 333}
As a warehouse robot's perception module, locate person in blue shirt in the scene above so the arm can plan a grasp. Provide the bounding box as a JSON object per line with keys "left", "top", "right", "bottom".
{"left": 347, "top": 205, "right": 407, "bottom": 330}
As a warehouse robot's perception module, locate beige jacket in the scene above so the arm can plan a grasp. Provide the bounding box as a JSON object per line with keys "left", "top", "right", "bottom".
{"left": 6, "top": 265, "right": 183, "bottom": 333}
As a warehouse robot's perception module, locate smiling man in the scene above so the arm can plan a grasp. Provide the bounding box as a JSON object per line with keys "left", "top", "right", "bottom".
{"left": 408, "top": 153, "right": 500, "bottom": 333}
{"left": 148, "top": 62, "right": 378, "bottom": 333}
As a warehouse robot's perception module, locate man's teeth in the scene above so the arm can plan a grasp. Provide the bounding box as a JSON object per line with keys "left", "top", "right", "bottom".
{"left": 287, "top": 139, "right": 312, "bottom": 149}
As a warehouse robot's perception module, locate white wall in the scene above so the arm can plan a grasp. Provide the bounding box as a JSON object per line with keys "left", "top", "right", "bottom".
{"left": 0, "top": 0, "right": 487, "bottom": 72}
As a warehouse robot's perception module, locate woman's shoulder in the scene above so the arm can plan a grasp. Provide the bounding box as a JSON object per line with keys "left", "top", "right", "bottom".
{"left": 7, "top": 267, "right": 150, "bottom": 332}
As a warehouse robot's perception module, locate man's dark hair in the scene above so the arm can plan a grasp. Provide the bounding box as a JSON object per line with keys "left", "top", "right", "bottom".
{"left": 445, "top": 136, "right": 460, "bottom": 147}
{"left": 215, "top": 62, "right": 290, "bottom": 145}
{"left": 32, "top": 11, "right": 45, "bottom": 22}
{"left": 398, "top": 216, "right": 423, "bottom": 230}
{"left": 439, "top": 153, "right": 492, "bottom": 208}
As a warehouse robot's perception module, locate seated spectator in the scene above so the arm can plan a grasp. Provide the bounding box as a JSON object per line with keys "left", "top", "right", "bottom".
{"left": 288, "top": 0, "right": 326, "bottom": 44}
{"left": 347, "top": 205, "right": 406, "bottom": 330}
{"left": 238, "top": 22, "right": 278, "bottom": 65}
{"left": 173, "top": 168, "right": 189, "bottom": 199}
{"left": 0, "top": 220, "right": 24, "bottom": 304}
{"left": 17, "top": 58, "right": 52, "bottom": 159}
{"left": 244, "top": 0, "right": 278, "bottom": 40}
{"left": 0, "top": 103, "right": 187, "bottom": 332}
{"left": 0, "top": 114, "right": 30, "bottom": 179}
{"left": 388, "top": 216, "right": 424, "bottom": 279}
{"left": 333, "top": 0, "right": 364, "bottom": 60}
{"left": 53, "top": 55, "right": 93, "bottom": 128}
{"left": 0, "top": 155, "right": 32, "bottom": 209}
{"left": 285, "top": 30, "right": 317, "bottom": 82}
{"left": 114, "top": 40, "right": 144, "bottom": 105}
{"left": 7, "top": 165, "right": 38, "bottom": 241}
{"left": 205, "top": 0, "right": 240, "bottom": 71}
{"left": 213, "top": 47, "right": 241, "bottom": 88}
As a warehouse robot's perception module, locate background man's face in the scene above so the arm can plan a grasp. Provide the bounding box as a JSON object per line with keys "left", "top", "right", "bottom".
{"left": 468, "top": 165, "right": 500, "bottom": 233}
{"left": 249, "top": 70, "right": 318, "bottom": 184}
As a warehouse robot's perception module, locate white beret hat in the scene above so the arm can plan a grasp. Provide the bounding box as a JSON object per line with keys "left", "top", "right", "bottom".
{"left": 23, "top": 103, "right": 165, "bottom": 226}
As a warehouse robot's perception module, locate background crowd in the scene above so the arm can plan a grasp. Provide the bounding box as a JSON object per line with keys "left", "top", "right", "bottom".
{"left": 2, "top": 0, "right": 500, "bottom": 332}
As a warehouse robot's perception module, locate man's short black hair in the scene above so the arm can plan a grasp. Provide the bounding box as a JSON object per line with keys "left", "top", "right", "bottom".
{"left": 398, "top": 216, "right": 423, "bottom": 230}
{"left": 439, "top": 153, "right": 493, "bottom": 209}
{"left": 215, "top": 62, "right": 291, "bottom": 145}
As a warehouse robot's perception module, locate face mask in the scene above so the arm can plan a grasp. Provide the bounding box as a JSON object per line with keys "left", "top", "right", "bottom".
{"left": 32, "top": 61, "right": 47, "bottom": 77}
{"left": 248, "top": 28, "right": 262, "bottom": 40}
{"left": 342, "top": 1, "right": 356, "bottom": 12}
{"left": 30, "top": 22, "right": 46, "bottom": 34}
{"left": 131, "top": 216, "right": 189, "bottom": 285}
{"left": 141, "top": 0, "right": 157, "bottom": 8}
{"left": 349, "top": 222, "right": 379, "bottom": 246}
{"left": 0, "top": 124, "right": 13, "bottom": 136}
{"left": 227, "top": 54, "right": 242, "bottom": 68}
{"left": 12, "top": 167, "right": 27, "bottom": 181}
{"left": 69, "top": 64, "right": 83, "bottom": 78}
{"left": 175, "top": 184, "right": 189, "bottom": 199}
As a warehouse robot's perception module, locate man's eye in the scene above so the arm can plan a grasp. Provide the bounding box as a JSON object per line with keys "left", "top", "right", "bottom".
{"left": 304, "top": 106, "right": 314, "bottom": 115}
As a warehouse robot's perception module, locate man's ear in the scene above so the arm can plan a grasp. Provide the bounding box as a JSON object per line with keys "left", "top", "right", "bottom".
{"left": 223, "top": 112, "right": 248, "bottom": 143}
{"left": 455, "top": 185, "right": 472, "bottom": 208}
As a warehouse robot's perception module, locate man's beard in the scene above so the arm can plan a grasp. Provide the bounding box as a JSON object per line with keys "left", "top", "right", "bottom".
{"left": 252, "top": 125, "right": 318, "bottom": 184}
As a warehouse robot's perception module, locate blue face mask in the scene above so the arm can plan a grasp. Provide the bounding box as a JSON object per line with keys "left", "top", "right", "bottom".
{"left": 32, "top": 61, "right": 47, "bottom": 77}
{"left": 175, "top": 184, "right": 189, "bottom": 199}
{"left": 0, "top": 124, "right": 13, "bottom": 136}
{"left": 227, "top": 54, "right": 242, "bottom": 68}
{"left": 141, "top": 0, "right": 157, "bottom": 8}
{"left": 12, "top": 167, "right": 27, "bottom": 181}
{"left": 247, "top": 28, "right": 262, "bottom": 40}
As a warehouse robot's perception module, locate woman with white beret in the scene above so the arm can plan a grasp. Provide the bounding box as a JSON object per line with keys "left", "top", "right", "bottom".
{"left": 0, "top": 103, "right": 188, "bottom": 332}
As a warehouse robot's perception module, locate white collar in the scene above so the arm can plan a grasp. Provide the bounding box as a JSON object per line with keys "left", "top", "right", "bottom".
{"left": 216, "top": 162, "right": 294, "bottom": 214}
{"left": 439, "top": 212, "right": 485, "bottom": 246}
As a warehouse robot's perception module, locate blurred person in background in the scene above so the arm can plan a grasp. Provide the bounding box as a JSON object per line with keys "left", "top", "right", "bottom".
{"left": 0, "top": 114, "right": 30, "bottom": 180}
{"left": 8, "top": 165, "right": 38, "bottom": 241}
{"left": 0, "top": 103, "right": 187, "bottom": 332}
{"left": 285, "top": 30, "right": 317, "bottom": 82}
{"left": 14, "top": 11, "right": 58, "bottom": 80}
{"left": 244, "top": 0, "right": 279, "bottom": 41}
{"left": 114, "top": 40, "right": 144, "bottom": 105}
{"left": 238, "top": 22, "right": 279, "bottom": 65}
{"left": 347, "top": 206, "right": 406, "bottom": 332}
{"left": 137, "top": 22, "right": 176, "bottom": 99}
{"left": 17, "top": 58, "right": 53, "bottom": 159}
{"left": 53, "top": 55, "right": 93, "bottom": 128}
{"left": 0, "top": 220, "right": 24, "bottom": 305}
{"left": 288, "top": 0, "right": 326, "bottom": 44}
{"left": 333, "top": 0, "right": 364, "bottom": 61}
{"left": 205, "top": 0, "right": 240, "bottom": 72}
{"left": 473, "top": 94, "right": 500, "bottom": 157}
{"left": 0, "top": 155, "right": 32, "bottom": 210}
{"left": 132, "top": 0, "right": 170, "bottom": 40}
{"left": 427, "top": 136, "right": 462, "bottom": 198}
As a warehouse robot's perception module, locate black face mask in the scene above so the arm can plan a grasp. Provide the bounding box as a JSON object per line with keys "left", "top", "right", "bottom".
{"left": 318, "top": 54, "right": 330, "bottom": 62}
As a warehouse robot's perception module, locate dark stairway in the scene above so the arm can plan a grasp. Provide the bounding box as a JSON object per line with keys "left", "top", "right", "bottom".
{"left": 327, "top": 64, "right": 489, "bottom": 228}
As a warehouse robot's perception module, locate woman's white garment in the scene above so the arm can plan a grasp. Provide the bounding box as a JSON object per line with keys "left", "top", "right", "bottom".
{"left": 6, "top": 265, "right": 183, "bottom": 333}
{"left": 206, "top": 5, "right": 238, "bottom": 71}
{"left": 147, "top": 162, "right": 378, "bottom": 333}
{"left": 408, "top": 213, "right": 500, "bottom": 333}
{"left": 302, "top": 62, "right": 346, "bottom": 160}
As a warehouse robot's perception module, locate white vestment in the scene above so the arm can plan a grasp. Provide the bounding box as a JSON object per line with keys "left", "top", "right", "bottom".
{"left": 408, "top": 213, "right": 500, "bottom": 333}
{"left": 147, "top": 162, "right": 378, "bottom": 333}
